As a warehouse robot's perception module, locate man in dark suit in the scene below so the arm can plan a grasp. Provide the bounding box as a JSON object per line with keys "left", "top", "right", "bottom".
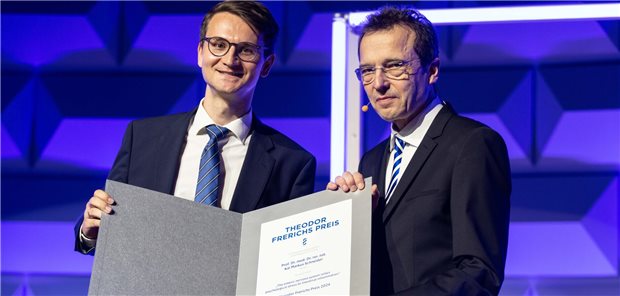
{"left": 328, "top": 6, "right": 511, "bottom": 295}
{"left": 75, "top": 1, "right": 316, "bottom": 254}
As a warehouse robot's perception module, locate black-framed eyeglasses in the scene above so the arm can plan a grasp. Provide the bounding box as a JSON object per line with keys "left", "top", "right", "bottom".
{"left": 354, "top": 59, "right": 420, "bottom": 85}
{"left": 202, "top": 36, "right": 267, "bottom": 63}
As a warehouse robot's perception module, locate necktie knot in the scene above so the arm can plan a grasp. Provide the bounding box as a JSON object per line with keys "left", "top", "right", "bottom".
{"left": 205, "top": 124, "right": 229, "bottom": 143}
{"left": 394, "top": 136, "right": 405, "bottom": 153}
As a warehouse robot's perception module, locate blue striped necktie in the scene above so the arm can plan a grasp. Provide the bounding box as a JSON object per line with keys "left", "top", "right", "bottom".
{"left": 195, "top": 124, "right": 229, "bottom": 206}
{"left": 386, "top": 136, "right": 405, "bottom": 203}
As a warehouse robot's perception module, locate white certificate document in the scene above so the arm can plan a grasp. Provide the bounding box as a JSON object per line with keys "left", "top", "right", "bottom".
{"left": 255, "top": 200, "right": 352, "bottom": 295}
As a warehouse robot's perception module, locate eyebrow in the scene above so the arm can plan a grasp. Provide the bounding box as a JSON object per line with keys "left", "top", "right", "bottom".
{"left": 384, "top": 58, "right": 411, "bottom": 64}
{"left": 359, "top": 58, "right": 408, "bottom": 67}
{"left": 208, "top": 36, "right": 261, "bottom": 46}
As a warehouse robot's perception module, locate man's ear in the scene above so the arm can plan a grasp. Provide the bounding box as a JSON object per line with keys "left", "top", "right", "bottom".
{"left": 197, "top": 42, "right": 204, "bottom": 67}
{"left": 428, "top": 58, "right": 440, "bottom": 85}
{"left": 260, "top": 54, "right": 276, "bottom": 77}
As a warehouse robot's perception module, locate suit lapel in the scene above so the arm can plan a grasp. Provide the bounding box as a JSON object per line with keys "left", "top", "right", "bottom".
{"left": 229, "top": 117, "right": 275, "bottom": 213}
{"left": 382, "top": 106, "right": 454, "bottom": 222}
{"left": 154, "top": 109, "right": 196, "bottom": 195}
{"left": 376, "top": 142, "right": 390, "bottom": 200}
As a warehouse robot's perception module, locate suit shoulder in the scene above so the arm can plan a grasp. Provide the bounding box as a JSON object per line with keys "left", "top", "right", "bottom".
{"left": 365, "top": 138, "right": 389, "bottom": 156}
{"left": 360, "top": 138, "right": 389, "bottom": 163}
{"left": 256, "top": 122, "right": 314, "bottom": 159}
{"left": 131, "top": 111, "right": 193, "bottom": 128}
{"left": 442, "top": 114, "right": 508, "bottom": 154}
{"left": 447, "top": 114, "right": 503, "bottom": 140}
{"left": 120, "top": 111, "right": 193, "bottom": 141}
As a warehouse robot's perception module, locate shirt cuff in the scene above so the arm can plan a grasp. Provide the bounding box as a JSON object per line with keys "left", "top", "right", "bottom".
{"left": 79, "top": 228, "right": 97, "bottom": 253}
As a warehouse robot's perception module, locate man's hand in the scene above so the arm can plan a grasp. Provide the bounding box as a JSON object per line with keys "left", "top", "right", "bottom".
{"left": 80, "top": 189, "right": 115, "bottom": 240}
{"left": 327, "top": 171, "right": 366, "bottom": 192}
{"left": 327, "top": 171, "right": 379, "bottom": 209}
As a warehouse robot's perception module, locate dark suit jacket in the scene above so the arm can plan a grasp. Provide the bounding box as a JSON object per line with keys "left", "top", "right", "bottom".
{"left": 74, "top": 109, "right": 316, "bottom": 254}
{"left": 360, "top": 105, "right": 511, "bottom": 295}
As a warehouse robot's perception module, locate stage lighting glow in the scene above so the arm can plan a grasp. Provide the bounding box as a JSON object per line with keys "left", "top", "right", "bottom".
{"left": 348, "top": 3, "right": 620, "bottom": 26}
{"left": 330, "top": 14, "right": 347, "bottom": 180}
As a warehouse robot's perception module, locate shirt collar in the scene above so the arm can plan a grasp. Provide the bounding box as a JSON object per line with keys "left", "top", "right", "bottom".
{"left": 390, "top": 97, "right": 443, "bottom": 151}
{"left": 190, "top": 98, "right": 253, "bottom": 145}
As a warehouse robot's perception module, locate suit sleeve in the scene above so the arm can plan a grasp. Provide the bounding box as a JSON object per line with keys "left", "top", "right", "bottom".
{"left": 401, "top": 127, "right": 511, "bottom": 296}
{"left": 288, "top": 155, "right": 317, "bottom": 199}
{"left": 73, "top": 121, "right": 135, "bottom": 255}
{"left": 107, "top": 121, "right": 134, "bottom": 183}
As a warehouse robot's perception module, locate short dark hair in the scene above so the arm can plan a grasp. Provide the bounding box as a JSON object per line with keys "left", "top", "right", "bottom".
{"left": 359, "top": 6, "right": 438, "bottom": 67}
{"left": 200, "top": 1, "right": 279, "bottom": 57}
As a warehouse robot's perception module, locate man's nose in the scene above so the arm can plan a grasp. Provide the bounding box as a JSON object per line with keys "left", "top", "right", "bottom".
{"left": 222, "top": 45, "right": 240, "bottom": 65}
{"left": 373, "top": 69, "right": 389, "bottom": 91}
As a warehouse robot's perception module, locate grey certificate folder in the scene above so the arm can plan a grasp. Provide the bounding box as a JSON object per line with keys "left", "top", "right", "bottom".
{"left": 88, "top": 180, "right": 371, "bottom": 295}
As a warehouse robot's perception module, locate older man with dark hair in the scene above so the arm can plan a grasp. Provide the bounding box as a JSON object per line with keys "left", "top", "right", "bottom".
{"left": 329, "top": 6, "right": 511, "bottom": 295}
{"left": 76, "top": 1, "right": 316, "bottom": 255}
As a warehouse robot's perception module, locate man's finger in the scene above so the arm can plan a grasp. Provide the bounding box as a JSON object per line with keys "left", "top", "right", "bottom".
{"left": 371, "top": 184, "right": 379, "bottom": 197}
{"left": 88, "top": 196, "right": 107, "bottom": 211}
{"left": 371, "top": 184, "right": 379, "bottom": 210}
{"left": 83, "top": 217, "right": 100, "bottom": 228}
{"left": 87, "top": 207, "right": 104, "bottom": 220}
{"left": 334, "top": 176, "right": 350, "bottom": 192}
{"left": 353, "top": 172, "right": 365, "bottom": 189}
{"left": 94, "top": 189, "right": 115, "bottom": 205}
{"left": 342, "top": 171, "right": 358, "bottom": 191}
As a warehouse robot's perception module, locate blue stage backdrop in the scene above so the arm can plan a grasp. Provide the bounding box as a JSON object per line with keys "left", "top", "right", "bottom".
{"left": 2, "top": 1, "right": 619, "bottom": 295}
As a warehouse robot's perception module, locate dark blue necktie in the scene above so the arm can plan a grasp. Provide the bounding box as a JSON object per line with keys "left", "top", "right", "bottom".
{"left": 195, "top": 124, "right": 229, "bottom": 206}
{"left": 386, "top": 137, "right": 405, "bottom": 203}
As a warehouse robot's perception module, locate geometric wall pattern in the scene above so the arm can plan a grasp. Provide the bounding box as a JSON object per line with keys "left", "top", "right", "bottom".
{"left": 2, "top": 1, "right": 619, "bottom": 295}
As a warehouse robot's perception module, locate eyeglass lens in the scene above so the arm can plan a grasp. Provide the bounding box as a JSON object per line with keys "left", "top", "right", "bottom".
{"left": 205, "top": 37, "right": 260, "bottom": 62}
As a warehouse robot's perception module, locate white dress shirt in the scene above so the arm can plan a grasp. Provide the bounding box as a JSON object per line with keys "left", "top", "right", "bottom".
{"left": 384, "top": 97, "right": 443, "bottom": 201}
{"left": 174, "top": 98, "right": 252, "bottom": 210}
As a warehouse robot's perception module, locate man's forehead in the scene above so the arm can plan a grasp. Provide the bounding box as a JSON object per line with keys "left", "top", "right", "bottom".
{"left": 206, "top": 12, "right": 261, "bottom": 42}
{"left": 363, "top": 25, "right": 416, "bottom": 42}
{"left": 359, "top": 34, "right": 418, "bottom": 65}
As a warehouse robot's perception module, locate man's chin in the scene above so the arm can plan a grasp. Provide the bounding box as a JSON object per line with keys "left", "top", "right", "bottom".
{"left": 375, "top": 109, "right": 396, "bottom": 122}
{"left": 211, "top": 84, "right": 242, "bottom": 95}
